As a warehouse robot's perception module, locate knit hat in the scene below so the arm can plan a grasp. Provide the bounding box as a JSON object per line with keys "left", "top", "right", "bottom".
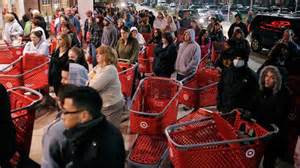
{"left": 104, "top": 16, "right": 114, "bottom": 23}
{"left": 130, "top": 26, "right": 138, "bottom": 32}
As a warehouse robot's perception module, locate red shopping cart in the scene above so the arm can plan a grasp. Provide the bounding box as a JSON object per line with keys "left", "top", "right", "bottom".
{"left": 179, "top": 67, "right": 220, "bottom": 108}
{"left": 0, "top": 53, "right": 50, "bottom": 89}
{"left": 130, "top": 77, "right": 182, "bottom": 135}
{"left": 142, "top": 32, "right": 152, "bottom": 43}
{"left": 127, "top": 135, "right": 169, "bottom": 167}
{"left": 138, "top": 44, "right": 155, "bottom": 75}
{"left": 117, "top": 59, "right": 137, "bottom": 98}
{"left": 165, "top": 110, "right": 279, "bottom": 168}
{"left": 8, "top": 87, "right": 43, "bottom": 156}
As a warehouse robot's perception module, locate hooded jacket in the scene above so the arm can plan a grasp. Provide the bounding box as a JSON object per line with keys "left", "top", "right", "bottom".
{"left": 175, "top": 29, "right": 201, "bottom": 76}
{"left": 253, "top": 65, "right": 291, "bottom": 129}
{"left": 217, "top": 64, "right": 258, "bottom": 113}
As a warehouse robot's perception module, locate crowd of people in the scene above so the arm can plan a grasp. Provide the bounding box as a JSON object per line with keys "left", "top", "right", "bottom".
{"left": 1, "top": 4, "right": 300, "bottom": 168}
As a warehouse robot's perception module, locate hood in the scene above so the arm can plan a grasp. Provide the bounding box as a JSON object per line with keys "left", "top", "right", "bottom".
{"left": 258, "top": 65, "right": 282, "bottom": 95}
{"left": 184, "top": 29, "right": 196, "bottom": 42}
{"left": 69, "top": 63, "right": 88, "bottom": 86}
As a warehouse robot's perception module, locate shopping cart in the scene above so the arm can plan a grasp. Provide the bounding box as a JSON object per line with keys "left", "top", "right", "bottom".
{"left": 142, "top": 33, "right": 152, "bottom": 43}
{"left": 0, "top": 53, "right": 50, "bottom": 89}
{"left": 117, "top": 59, "right": 137, "bottom": 98}
{"left": 130, "top": 77, "right": 182, "bottom": 135}
{"left": 8, "top": 86, "right": 43, "bottom": 156}
{"left": 179, "top": 67, "right": 220, "bottom": 108}
{"left": 138, "top": 44, "right": 155, "bottom": 75}
{"left": 165, "top": 110, "right": 279, "bottom": 168}
{"left": 127, "top": 135, "right": 169, "bottom": 168}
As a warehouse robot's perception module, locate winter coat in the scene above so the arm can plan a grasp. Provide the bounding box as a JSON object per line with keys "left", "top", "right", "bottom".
{"left": 48, "top": 49, "right": 69, "bottom": 93}
{"left": 138, "top": 24, "right": 152, "bottom": 33}
{"left": 228, "top": 22, "right": 248, "bottom": 39}
{"left": 0, "top": 84, "right": 16, "bottom": 167}
{"left": 88, "top": 22, "right": 102, "bottom": 48}
{"left": 175, "top": 29, "right": 201, "bottom": 76}
{"left": 63, "top": 117, "right": 125, "bottom": 168}
{"left": 217, "top": 66, "right": 258, "bottom": 113}
{"left": 253, "top": 65, "right": 291, "bottom": 128}
{"left": 153, "top": 43, "right": 177, "bottom": 77}
{"left": 101, "top": 24, "right": 118, "bottom": 47}
{"left": 252, "top": 66, "right": 291, "bottom": 155}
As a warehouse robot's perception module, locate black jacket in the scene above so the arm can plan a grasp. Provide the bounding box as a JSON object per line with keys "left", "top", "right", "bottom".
{"left": 217, "top": 66, "right": 258, "bottom": 113}
{"left": 153, "top": 43, "right": 177, "bottom": 77}
{"left": 63, "top": 117, "right": 125, "bottom": 168}
{"left": 0, "top": 84, "right": 16, "bottom": 167}
{"left": 48, "top": 49, "right": 69, "bottom": 93}
{"left": 228, "top": 22, "right": 248, "bottom": 39}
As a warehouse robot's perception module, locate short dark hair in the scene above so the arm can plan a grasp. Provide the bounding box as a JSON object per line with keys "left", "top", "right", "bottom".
{"left": 62, "top": 86, "right": 103, "bottom": 119}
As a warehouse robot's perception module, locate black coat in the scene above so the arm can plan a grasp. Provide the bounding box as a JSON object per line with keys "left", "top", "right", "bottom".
{"left": 0, "top": 84, "right": 16, "bottom": 167}
{"left": 153, "top": 43, "right": 177, "bottom": 77}
{"left": 217, "top": 66, "right": 258, "bottom": 113}
{"left": 48, "top": 49, "right": 69, "bottom": 94}
{"left": 63, "top": 117, "right": 125, "bottom": 168}
{"left": 228, "top": 22, "right": 248, "bottom": 39}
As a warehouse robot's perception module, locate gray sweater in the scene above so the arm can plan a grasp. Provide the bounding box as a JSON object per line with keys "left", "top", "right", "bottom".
{"left": 101, "top": 24, "right": 118, "bottom": 48}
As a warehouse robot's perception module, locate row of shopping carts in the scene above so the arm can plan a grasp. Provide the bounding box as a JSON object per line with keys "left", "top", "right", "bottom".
{"left": 125, "top": 46, "right": 279, "bottom": 167}
{"left": 0, "top": 43, "right": 47, "bottom": 156}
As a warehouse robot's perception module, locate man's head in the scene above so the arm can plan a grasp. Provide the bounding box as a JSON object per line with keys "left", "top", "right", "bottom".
{"left": 235, "top": 14, "right": 242, "bottom": 23}
{"left": 86, "top": 10, "right": 92, "bottom": 18}
{"left": 103, "top": 16, "right": 113, "bottom": 26}
{"left": 61, "top": 86, "right": 103, "bottom": 129}
{"left": 65, "top": 7, "right": 72, "bottom": 17}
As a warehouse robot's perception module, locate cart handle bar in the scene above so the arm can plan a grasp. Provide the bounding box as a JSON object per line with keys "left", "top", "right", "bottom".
{"left": 0, "top": 56, "right": 50, "bottom": 77}
{"left": 8, "top": 86, "right": 43, "bottom": 113}
{"left": 130, "top": 77, "right": 182, "bottom": 117}
{"left": 165, "top": 116, "right": 279, "bottom": 150}
{"left": 118, "top": 63, "right": 138, "bottom": 75}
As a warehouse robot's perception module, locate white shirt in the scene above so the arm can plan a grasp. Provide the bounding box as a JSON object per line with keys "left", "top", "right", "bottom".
{"left": 2, "top": 20, "right": 23, "bottom": 43}
{"left": 23, "top": 39, "right": 49, "bottom": 56}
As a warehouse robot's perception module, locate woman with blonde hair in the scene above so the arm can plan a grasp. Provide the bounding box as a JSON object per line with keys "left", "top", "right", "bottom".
{"left": 49, "top": 33, "right": 71, "bottom": 94}
{"left": 88, "top": 46, "right": 124, "bottom": 128}
{"left": 2, "top": 13, "right": 23, "bottom": 43}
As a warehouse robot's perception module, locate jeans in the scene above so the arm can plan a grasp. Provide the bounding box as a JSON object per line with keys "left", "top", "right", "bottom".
{"left": 89, "top": 43, "right": 97, "bottom": 67}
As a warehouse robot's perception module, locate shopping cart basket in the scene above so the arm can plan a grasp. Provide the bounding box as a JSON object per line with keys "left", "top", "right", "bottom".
{"left": 179, "top": 67, "right": 220, "bottom": 108}
{"left": 8, "top": 86, "right": 43, "bottom": 156}
{"left": 0, "top": 53, "right": 50, "bottom": 89}
{"left": 138, "top": 44, "right": 155, "bottom": 74}
{"left": 130, "top": 77, "right": 182, "bottom": 135}
{"left": 118, "top": 59, "right": 137, "bottom": 98}
{"left": 165, "top": 110, "right": 279, "bottom": 168}
{"left": 142, "top": 33, "right": 152, "bottom": 43}
{"left": 127, "top": 135, "right": 169, "bottom": 168}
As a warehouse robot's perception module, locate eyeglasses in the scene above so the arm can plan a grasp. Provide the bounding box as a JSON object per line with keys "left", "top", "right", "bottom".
{"left": 61, "top": 108, "right": 84, "bottom": 115}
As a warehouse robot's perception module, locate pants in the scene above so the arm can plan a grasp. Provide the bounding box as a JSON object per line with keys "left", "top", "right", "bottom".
{"left": 88, "top": 43, "right": 97, "bottom": 67}
{"left": 102, "top": 100, "right": 125, "bottom": 128}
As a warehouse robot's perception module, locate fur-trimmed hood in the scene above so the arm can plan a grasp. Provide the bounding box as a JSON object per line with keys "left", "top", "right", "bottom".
{"left": 259, "top": 65, "right": 282, "bottom": 95}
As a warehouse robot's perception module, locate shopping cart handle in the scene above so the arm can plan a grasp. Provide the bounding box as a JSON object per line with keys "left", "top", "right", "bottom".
{"left": 165, "top": 117, "right": 280, "bottom": 150}
{"left": 118, "top": 58, "right": 131, "bottom": 63}
{"left": 8, "top": 86, "right": 43, "bottom": 112}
